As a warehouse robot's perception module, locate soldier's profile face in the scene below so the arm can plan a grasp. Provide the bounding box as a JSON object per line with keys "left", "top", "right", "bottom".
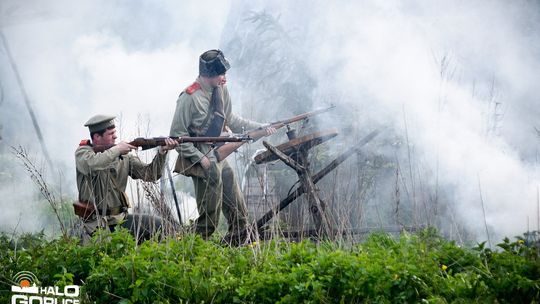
{"left": 209, "top": 74, "right": 226, "bottom": 87}
{"left": 94, "top": 128, "right": 117, "bottom": 146}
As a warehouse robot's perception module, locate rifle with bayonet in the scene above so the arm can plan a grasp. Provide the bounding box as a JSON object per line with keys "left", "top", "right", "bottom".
{"left": 215, "top": 105, "right": 335, "bottom": 162}
{"left": 93, "top": 136, "right": 252, "bottom": 153}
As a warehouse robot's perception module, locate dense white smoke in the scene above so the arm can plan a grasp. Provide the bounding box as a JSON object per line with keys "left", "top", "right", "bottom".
{"left": 0, "top": 0, "right": 232, "bottom": 233}
{"left": 283, "top": 0, "right": 540, "bottom": 240}
{"left": 1, "top": 0, "right": 539, "bottom": 241}
{"left": 217, "top": 0, "right": 540, "bottom": 241}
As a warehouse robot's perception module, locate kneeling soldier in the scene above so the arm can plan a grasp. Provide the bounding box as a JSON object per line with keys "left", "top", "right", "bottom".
{"left": 75, "top": 114, "right": 176, "bottom": 243}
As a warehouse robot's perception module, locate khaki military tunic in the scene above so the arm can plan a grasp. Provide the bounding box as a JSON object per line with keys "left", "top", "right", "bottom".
{"left": 170, "top": 78, "right": 262, "bottom": 168}
{"left": 75, "top": 144, "right": 167, "bottom": 237}
{"left": 169, "top": 78, "right": 263, "bottom": 239}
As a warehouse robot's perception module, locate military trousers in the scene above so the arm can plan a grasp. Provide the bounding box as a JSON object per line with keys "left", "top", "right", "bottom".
{"left": 118, "top": 213, "right": 163, "bottom": 243}
{"left": 191, "top": 160, "right": 248, "bottom": 238}
{"left": 82, "top": 213, "right": 163, "bottom": 244}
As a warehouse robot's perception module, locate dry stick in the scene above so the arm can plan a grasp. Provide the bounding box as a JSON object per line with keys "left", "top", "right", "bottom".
{"left": 477, "top": 174, "right": 492, "bottom": 248}
{"left": 256, "top": 129, "right": 380, "bottom": 230}
{"left": 141, "top": 181, "right": 177, "bottom": 234}
{"left": 395, "top": 156, "right": 413, "bottom": 225}
{"left": 335, "top": 160, "right": 354, "bottom": 240}
{"left": 1, "top": 31, "right": 53, "bottom": 169}
{"left": 402, "top": 106, "right": 418, "bottom": 227}
{"left": 259, "top": 226, "right": 423, "bottom": 241}
{"left": 12, "top": 146, "right": 67, "bottom": 237}
{"left": 448, "top": 207, "right": 464, "bottom": 245}
{"left": 372, "top": 181, "right": 384, "bottom": 229}
{"left": 417, "top": 163, "right": 431, "bottom": 226}
{"left": 433, "top": 151, "right": 440, "bottom": 221}
{"left": 0, "top": 81, "right": 3, "bottom": 144}
{"left": 262, "top": 141, "right": 304, "bottom": 173}
{"left": 337, "top": 164, "right": 350, "bottom": 231}
{"left": 537, "top": 185, "right": 539, "bottom": 232}
{"left": 10, "top": 216, "right": 22, "bottom": 242}
{"left": 355, "top": 151, "right": 364, "bottom": 227}
{"left": 434, "top": 72, "right": 441, "bottom": 226}
{"left": 0, "top": 79, "right": 4, "bottom": 105}
{"left": 435, "top": 59, "right": 461, "bottom": 239}
{"left": 394, "top": 165, "right": 401, "bottom": 226}
{"left": 166, "top": 164, "right": 182, "bottom": 225}
{"left": 264, "top": 141, "right": 333, "bottom": 237}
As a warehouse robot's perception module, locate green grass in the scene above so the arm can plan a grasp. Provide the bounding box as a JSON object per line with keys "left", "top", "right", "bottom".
{"left": 1, "top": 229, "right": 539, "bottom": 303}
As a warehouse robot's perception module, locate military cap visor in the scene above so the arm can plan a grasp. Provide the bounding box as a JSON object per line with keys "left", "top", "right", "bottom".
{"left": 84, "top": 114, "right": 116, "bottom": 133}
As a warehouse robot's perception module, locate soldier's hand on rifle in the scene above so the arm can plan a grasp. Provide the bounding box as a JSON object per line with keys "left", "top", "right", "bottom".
{"left": 159, "top": 138, "right": 178, "bottom": 154}
{"left": 117, "top": 141, "right": 136, "bottom": 155}
{"left": 200, "top": 156, "right": 211, "bottom": 170}
{"left": 265, "top": 126, "right": 277, "bottom": 136}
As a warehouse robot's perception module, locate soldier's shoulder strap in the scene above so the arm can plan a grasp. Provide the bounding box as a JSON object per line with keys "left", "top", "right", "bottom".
{"left": 79, "top": 139, "right": 91, "bottom": 146}
{"left": 185, "top": 82, "right": 201, "bottom": 95}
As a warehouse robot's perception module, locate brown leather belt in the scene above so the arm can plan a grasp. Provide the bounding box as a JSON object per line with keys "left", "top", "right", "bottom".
{"left": 73, "top": 201, "right": 126, "bottom": 222}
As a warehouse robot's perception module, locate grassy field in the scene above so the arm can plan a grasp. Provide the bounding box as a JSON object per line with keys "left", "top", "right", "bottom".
{"left": 1, "top": 229, "right": 539, "bottom": 303}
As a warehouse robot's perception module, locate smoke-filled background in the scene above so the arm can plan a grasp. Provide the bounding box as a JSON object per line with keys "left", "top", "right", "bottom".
{"left": 0, "top": 0, "right": 539, "bottom": 243}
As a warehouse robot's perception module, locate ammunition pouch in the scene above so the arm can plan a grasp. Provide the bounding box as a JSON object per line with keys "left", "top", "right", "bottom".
{"left": 73, "top": 201, "right": 96, "bottom": 222}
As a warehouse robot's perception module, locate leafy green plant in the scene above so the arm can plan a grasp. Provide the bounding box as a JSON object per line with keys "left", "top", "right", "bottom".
{"left": 1, "top": 229, "right": 539, "bottom": 303}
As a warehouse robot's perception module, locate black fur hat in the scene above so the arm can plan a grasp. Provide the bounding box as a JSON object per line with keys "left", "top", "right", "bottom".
{"left": 199, "top": 49, "right": 230, "bottom": 77}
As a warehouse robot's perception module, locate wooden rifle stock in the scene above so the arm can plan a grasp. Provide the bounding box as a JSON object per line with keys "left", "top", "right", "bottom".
{"left": 215, "top": 105, "right": 335, "bottom": 162}
{"left": 93, "top": 136, "right": 251, "bottom": 153}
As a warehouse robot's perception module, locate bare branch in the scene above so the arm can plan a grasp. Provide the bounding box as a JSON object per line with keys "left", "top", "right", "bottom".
{"left": 11, "top": 145, "right": 67, "bottom": 237}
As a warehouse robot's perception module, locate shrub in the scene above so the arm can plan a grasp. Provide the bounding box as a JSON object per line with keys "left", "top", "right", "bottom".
{"left": 1, "top": 229, "right": 539, "bottom": 303}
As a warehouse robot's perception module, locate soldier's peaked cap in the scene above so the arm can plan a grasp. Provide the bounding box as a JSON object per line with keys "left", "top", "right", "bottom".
{"left": 84, "top": 114, "right": 116, "bottom": 133}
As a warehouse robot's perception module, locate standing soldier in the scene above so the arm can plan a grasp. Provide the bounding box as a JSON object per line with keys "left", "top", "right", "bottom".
{"left": 170, "top": 49, "right": 275, "bottom": 242}
{"left": 75, "top": 114, "right": 177, "bottom": 243}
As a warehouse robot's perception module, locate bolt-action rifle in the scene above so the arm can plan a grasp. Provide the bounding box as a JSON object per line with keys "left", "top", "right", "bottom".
{"left": 215, "top": 105, "right": 335, "bottom": 162}
{"left": 93, "top": 136, "right": 252, "bottom": 153}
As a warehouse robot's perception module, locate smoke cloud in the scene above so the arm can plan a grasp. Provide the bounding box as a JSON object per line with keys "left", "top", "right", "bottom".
{"left": 1, "top": 0, "right": 539, "bottom": 241}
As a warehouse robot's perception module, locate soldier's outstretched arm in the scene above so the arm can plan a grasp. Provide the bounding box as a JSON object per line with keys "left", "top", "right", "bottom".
{"left": 127, "top": 138, "right": 176, "bottom": 181}
{"left": 127, "top": 151, "right": 167, "bottom": 182}
{"left": 75, "top": 145, "right": 123, "bottom": 175}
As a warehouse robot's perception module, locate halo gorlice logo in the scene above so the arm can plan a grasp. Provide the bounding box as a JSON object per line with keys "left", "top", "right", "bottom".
{"left": 12, "top": 271, "right": 38, "bottom": 291}
{"left": 11, "top": 271, "right": 81, "bottom": 304}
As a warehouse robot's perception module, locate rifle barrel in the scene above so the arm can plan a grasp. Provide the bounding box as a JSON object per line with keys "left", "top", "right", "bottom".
{"left": 174, "top": 136, "right": 249, "bottom": 143}
{"left": 93, "top": 136, "right": 250, "bottom": 153}
{"left": 264, "top": 105, "right": 335, "bottom": 129}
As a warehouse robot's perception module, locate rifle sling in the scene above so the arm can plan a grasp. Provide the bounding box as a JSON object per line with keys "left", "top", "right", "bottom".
{"left": 203, "top": 86, "right": 225, "bottom": 137}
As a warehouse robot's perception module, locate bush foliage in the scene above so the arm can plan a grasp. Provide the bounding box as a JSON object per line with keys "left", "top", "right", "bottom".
{"left": 1, "top": 229, "right": 539, "bottom": 303}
